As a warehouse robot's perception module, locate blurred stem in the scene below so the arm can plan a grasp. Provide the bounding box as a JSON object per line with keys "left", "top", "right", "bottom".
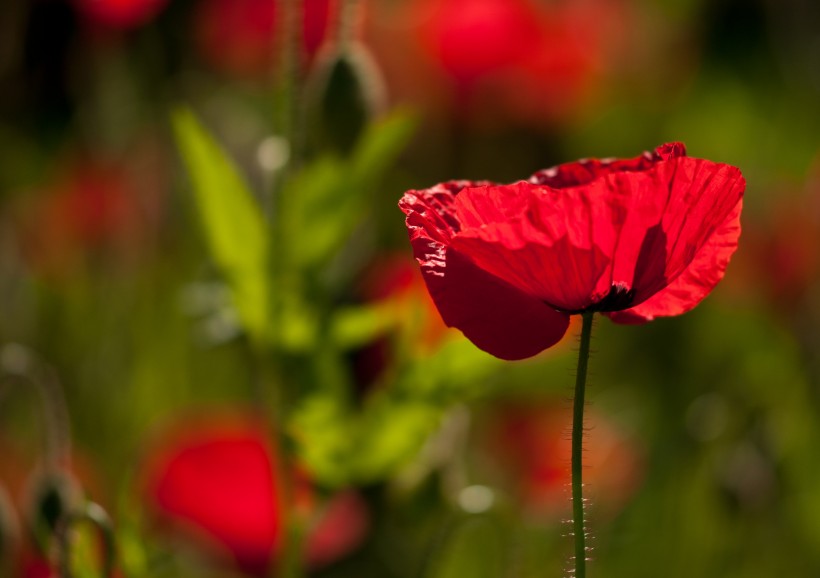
{"left": 277, "top": 0, "right": 302, "bottom": 181}
{"left": 278, "top": 505, "right": 308, "bottom": 578}
{"left": 0, "top": 344, "right": 71, "bottom": 469}
{"left": 270, "top": 3, "right": 305, "bottom": 577}
{"left": 338, "top": 0, "right": 361, "bottom": 49}
{"left": 571, "top": 312, "right": 594, "bottom": 578}
{"left": 56, "top": 502, "right": 115, "bottom": 578}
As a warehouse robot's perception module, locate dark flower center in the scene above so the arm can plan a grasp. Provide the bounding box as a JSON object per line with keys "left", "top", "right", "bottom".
{"left": 591, "top": 282, "right": 635, "bottom": 312}
{"left": 558, "top": 282, "right": 635, "bottom": 314}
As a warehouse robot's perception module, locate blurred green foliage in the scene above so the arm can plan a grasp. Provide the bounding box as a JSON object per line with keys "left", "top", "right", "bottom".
{"left": 0, "top": 0, "right": 819, "bottom": 577}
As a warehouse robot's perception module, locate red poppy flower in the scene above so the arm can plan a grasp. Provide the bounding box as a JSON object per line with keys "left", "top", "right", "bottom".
{"left": 139, "top": 414, "right": 368, "bottom": 576}
{"left": 399, "top": 143, "right": 745, "bottom": 360}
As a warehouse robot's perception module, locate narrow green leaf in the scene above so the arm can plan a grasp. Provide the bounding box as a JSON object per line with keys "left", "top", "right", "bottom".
{"left": 330, "top": 301, "right": 398, "bottom": 349}
{"left": 352, "top": 399, "right": 443, "bottom": 483}
{"left": 171, "top": 107, "right": 270, "bottom": 345}
{"left": 426, "top": 518, "right": 505, "bottom": 578}
{"left": 281, "top": 110, "right": 416, "bottom": 271}
{"left": 352, "top": 110, "right": 416, "bottom": 188}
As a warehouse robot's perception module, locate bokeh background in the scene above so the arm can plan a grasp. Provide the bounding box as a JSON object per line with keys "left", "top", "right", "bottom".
{"left": 1, "top": 0, "right": 819, "bottom": 577}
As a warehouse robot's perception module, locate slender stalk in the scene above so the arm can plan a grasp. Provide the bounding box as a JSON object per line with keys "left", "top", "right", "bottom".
{"left": 338, "top": 0, "right": 362, "bottom": 49}
{"left": 56, "top": 502, "right": 115, "bottom": 578}
{"left": 571, "top": 312, "right": 594, "bottom": 578}
{"left": 0, "top": 344, "right": 71, "bottom": 469}
{"left": 270, "top": 3, "right": 305, "bottom": 576}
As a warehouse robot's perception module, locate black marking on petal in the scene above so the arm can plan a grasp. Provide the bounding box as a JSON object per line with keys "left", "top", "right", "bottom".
{"left": 591, "top": 282, "right": 635, "bottom": 312}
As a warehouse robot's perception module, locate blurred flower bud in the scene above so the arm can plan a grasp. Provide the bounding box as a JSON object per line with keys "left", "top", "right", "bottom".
{"left": 308, "top": 42, "right": 386, "bottom": 154}
{"left": 25, "top": 469, "right": 82, "bottom": 554}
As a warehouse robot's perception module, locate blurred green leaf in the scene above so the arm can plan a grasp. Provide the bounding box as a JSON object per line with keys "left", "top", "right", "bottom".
{"left": 288, "top": 390, "right": 354, "bottom": 487}
{"left": 330, "top": 301, "right": 397, "bottom": 349}
{"left": 404, "top": 337, "right": 502, "bottom": 403}
{"left": 426, "top": 518, "right": 504, "bottom": 578}
{"left": 351, "top": 110, "right": 416, "bottom": 188}
{"left": 352, "top": 399, "right": 443, "bottom": 483}
{"left": 171, "top": 107, "right": 270, "bottom": 346}
{"left": 282, "top": 110, "right": 415, "bottom": 271}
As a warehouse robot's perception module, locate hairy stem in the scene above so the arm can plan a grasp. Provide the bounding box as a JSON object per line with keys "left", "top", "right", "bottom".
{"left": 572, "top": 312, "right": 594, "bottom": 578}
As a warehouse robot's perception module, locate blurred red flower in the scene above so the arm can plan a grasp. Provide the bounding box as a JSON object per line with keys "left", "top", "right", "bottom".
{"left": 14, "top": 158, "right": 156, "bottom": 279}
{"left": 194, "top": 0, "right": 334, "bottom": 79}
{"left": 744, "top": 160, "right": 820, "bottom": 309}
{"left": 139, "top": 413, "right": 368, "bottom": 576}
{"left": 419, "top": 0, "right": 543, "bottom": 90}
{"left": 402, "top": 0, "right": 630, "bottom": 123}
{"left": 399, "top": 143, "right": 745, "bottom": 360}
{"left": 71, "top": 0, "right": 168, "bottom": 29}
{"left": 351, "top": 254, "right": 452, "bottom": 389}
{"left": 487, "top": 402, "right": 642, "bottom": 517}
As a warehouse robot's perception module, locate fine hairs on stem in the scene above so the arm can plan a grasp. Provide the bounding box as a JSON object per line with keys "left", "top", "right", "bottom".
{"left": 568, "top": 312, "right": 594, "bottom": 578}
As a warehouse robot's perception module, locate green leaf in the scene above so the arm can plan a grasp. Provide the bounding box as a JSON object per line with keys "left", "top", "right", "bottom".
{"left": 288, "top": 390, "right": 354, "bottom": 487}
{"left": 171, "top": 107, "right": 270, "bottom": 346}
{"left": 330, "top": 301, "right": 398, "bottom": 349}
{"left": 426, "top": 518, "right": 505, "bottom": 578}
{"left": 351, "top": 110, "right": 416, "bottom": 188}
{"left": 281, "top": 110, "right": 415, "bottom": 271}
{"left": 352, "top": 399, "right": 443, "bottom": 483}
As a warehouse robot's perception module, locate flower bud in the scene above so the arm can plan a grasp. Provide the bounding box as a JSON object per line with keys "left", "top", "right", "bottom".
{"left": 24, "top": 469, "right": 82, "bottom": 553}
{"left": 308, "top": 43, "right": 386, "bottom": 154}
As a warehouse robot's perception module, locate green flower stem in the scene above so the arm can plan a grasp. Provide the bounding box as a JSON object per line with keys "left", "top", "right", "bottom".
{"left": 56, "top": 502, "right": 115, "bottom": 578}
{"left": 338, "top": 0, "right": 362, "bottom": 48}
{"left": 572, "top": 312, "right": 594, "bottom": 578}
{"left": 0, "top": 344, "right": 71, "bottom": 469}
{"left": 278, "top": 499, "right": 307, "bottom": 578}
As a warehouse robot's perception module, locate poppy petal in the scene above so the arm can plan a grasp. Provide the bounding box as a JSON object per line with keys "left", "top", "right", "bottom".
{"left": 451, "top": 182, "right": 617, "bottom": 311}
{"left": 402, "top": 183, "right": 570, "bottom": 360}
{"left": 607, "top": 196, "right": 743, "bottom": 323}
{"left": 529, "top": 142, "right": 687, "bottom": 188}
{"left": 415, "top": 239, "right": 570, "bottom": 360}
{"left": 526, "top": 146, "right": 745, "bottom": 310}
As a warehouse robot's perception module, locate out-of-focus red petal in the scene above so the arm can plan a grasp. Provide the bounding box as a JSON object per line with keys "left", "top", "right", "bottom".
{"left": 608, "top": 196, "right": 743, "bottom": 323}
{"left": 142, "top": 419, "right": 279, "bottom": 576}
{"left": 421, "top": 0, "right": 543, "bottom": 86}
{"left": 401, "top": 183, "right": 570, "bottom": 360}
